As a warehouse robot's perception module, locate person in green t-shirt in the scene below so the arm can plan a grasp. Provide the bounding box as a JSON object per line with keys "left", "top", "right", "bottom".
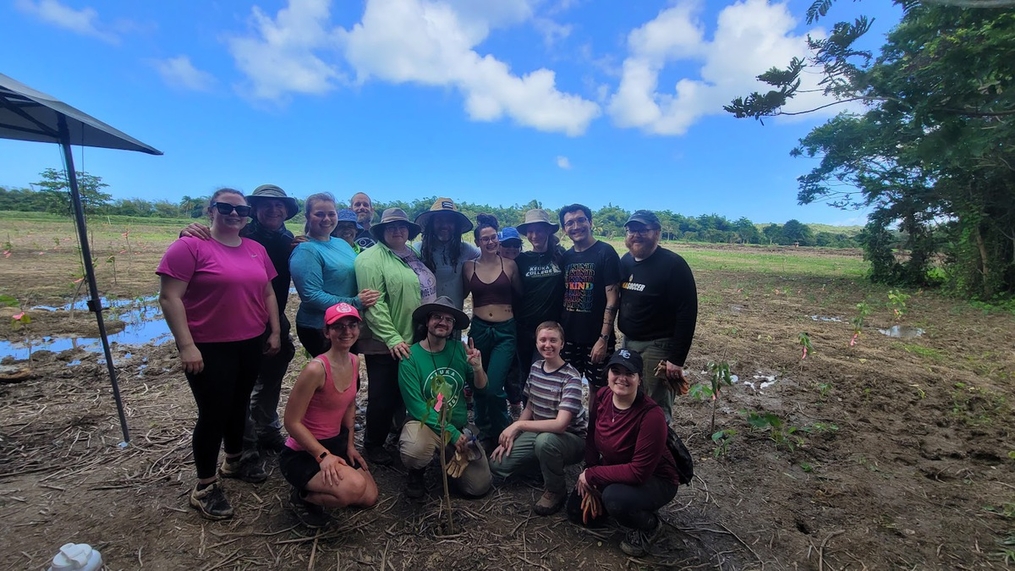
{"left": 398, "top": 296, "right": 491, "bottom": 499}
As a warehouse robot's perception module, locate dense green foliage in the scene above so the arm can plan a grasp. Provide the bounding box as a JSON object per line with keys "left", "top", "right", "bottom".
{"left": 0, "top": 178, "right": 860, "bottom": 248}
{"left": 728, "top": 1, "right": 1015, "bottom": 300}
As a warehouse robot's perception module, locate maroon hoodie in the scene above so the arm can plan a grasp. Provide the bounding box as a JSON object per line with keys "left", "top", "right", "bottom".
{"left": 584, "top": 386, "right": 680, "bottom": 489}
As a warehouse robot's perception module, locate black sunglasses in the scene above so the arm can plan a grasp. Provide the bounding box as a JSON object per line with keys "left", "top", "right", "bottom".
{"left": 211, "top": 202, "right": 252, "bottom": 217}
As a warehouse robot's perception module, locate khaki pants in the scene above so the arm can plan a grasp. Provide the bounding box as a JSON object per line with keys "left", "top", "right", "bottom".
{"left": 398, "top": 421, "right": 492, "bottom": 497}
{"left": 489, "top": 431, "right": 585, "bottom": 494}
{"left": 623, "top": 338, "right": 675, "bottom": 424}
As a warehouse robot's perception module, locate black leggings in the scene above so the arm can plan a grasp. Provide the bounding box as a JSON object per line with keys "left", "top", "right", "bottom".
{"left": 363, "top": 353, "right": 404, "bottom": 450}
{"left": 566, "top": 476, "right": 678, "bottom": 531}
{"left": 185, "top": 336, "right": 263, "bottom": 479}
{"left": 296, "top": 325, "right": 328, "bottom": 358}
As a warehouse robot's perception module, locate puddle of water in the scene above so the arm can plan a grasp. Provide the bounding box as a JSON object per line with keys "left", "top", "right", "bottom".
{"left": 1, "top": 296, "right": 172, "bottom": 361}
{"left": 879, "top": 325, "right": 925, "bottom": 339}
{"left": 810, "top": 315, "right": 842, "bottom": 322}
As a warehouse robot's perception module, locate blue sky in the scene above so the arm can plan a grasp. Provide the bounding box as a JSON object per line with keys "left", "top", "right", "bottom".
{"left": 0, "top": 0, "right": 902, "bottom": 225}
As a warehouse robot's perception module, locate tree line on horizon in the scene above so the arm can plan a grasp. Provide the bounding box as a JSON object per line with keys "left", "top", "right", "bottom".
{"left": 0, "top": 169, "right": 861, "bottom": 248}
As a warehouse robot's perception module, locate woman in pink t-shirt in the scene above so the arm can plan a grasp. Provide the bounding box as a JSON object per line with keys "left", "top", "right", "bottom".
{"left": 157, "top": 188, "right": 281, "bottom": 521}
{"left": 281, "top": 302, "right": 378, "bottom": 528}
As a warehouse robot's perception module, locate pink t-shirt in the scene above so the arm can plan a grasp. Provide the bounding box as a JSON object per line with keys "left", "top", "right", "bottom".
{"left": 285, "top": 354, "right": 359, "bottom": 451}
{"left": 156, "top": 236, "right": 277, "bottom": 343}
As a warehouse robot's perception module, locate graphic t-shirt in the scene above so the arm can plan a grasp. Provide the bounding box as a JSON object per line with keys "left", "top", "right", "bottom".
{"left": 399, "top": 341, "right": 474, "bottom": 442}
{"left": 561, "top": 240, "right": 621, "bottom": 346}
{"left": 398, "top": 249, "right": 438, "bottom": 304}
{"left": 514, "top": 247, "right": 564, "bottom": 330}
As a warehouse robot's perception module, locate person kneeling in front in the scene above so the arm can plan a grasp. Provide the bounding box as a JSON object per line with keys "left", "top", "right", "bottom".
{"left": 280, "top": 303, "right": 378, "bottom": 527}
{"left": 398, "top": 296, "right": 491, "bottom": 499}
{"left": 489, "top": 321, "right": 586, "bottom": 516}
{"left": 568, "top": 350, "right": 680, "bottom": 558}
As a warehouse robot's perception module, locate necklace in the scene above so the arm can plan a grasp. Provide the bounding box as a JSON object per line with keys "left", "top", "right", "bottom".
{"left": 611, "top": 399, "right": 632, "bottom": 423}
{"left": 425, "top": 336, "right": 457, "bottom": 384}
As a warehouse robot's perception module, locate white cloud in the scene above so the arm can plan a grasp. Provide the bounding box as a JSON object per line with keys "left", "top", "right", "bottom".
{"left": 152, "top": 56, "right": 217, "bottom": 92}
{"left": 14, "top": 0, "right": 119, "bottom": 43}
{"left": 226, "top": 0, "right": 343, "bottom": 101}
{"left": 608, "top": 0, "right": 836, "bottom": 135}
{"left": 338, "top": 0, "right": 600, "bottom": 135}
{"left": 556, "top": 155, "right": 572, "bottom": 169}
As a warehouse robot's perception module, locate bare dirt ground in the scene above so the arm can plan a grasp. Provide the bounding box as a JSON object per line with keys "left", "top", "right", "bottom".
{"left": 1, "top": 236, "right": 1014, "bottom": 570}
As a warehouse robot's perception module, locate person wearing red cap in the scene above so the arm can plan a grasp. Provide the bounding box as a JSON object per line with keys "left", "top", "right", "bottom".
{"left": 281, "top": 302, "right": 378, "bottom": 528}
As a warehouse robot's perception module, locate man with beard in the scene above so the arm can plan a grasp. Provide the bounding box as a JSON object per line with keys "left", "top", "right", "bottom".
{"left": 558, "top": 204, "right": 621, "bottom": 395}
{"left": 414, "top": 198, "right": 480, "bottom": 310}
{"left": 397, "top": 297, "right": 491, "bottom": 499}
{"left": 346, "top": 192, "right": 377, "bottom": 250}
{"left": 618, "top": 210, "right": 697, "bottom": 424}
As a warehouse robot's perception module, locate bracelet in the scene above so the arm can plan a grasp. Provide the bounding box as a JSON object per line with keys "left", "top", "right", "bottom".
{"left": 599, "top": 334, "right": 609, "bottom": 341}
{"left": 317, "top": 451, "right": 328, "bottom": 463}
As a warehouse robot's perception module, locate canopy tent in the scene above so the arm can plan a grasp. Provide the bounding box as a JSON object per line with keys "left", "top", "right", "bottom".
{"left": 0, "top": 72, "right": 162, "bottom": 445}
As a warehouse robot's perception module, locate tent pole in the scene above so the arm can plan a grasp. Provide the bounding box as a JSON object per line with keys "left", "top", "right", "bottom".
{"left": 59, "top": 115, "right": 131, "bottom": 446}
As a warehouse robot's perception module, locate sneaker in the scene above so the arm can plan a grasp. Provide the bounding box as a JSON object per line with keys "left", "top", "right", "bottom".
{"left": 619, "top": 519, "right": 662, "bottom": 557}
{"left": 405, "top": 468, "right": 426, "bottom": 499}
{"left": 289, "top": 487, "right": 331, "bottom": 528}
{"left": 257, "top": 431, "right": 287, "bottom": 453}
{"left": 365, "top": 446, "right": 394, "bottom": 467}
{"left": 189, "top": 481, "right": 234, "bottom": 520}
{"left": 219, "top": 456, "right": 268, "bottom": 483}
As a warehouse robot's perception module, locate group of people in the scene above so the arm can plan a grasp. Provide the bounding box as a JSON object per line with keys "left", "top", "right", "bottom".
{"left": 157, "top": 187, "right": 698, "bottom": 557}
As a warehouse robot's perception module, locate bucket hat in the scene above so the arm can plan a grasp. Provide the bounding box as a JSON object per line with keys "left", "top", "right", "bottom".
{"left": 370, "top": 208, "right": 422, "bottom": 242}
{"left": 412, "top": 296, "right": 470, "bottom": 330}
{"left": 516, "top": 209, "right": 559, "bottom": 234}
{"left": 414, "top": 197, "right": 474, "bottom": 233}
{"left": 337, "top": 208, "right": 363, "bottom": 230}
{"left": 247, "top": 184, "right": 298, "bottom": 220}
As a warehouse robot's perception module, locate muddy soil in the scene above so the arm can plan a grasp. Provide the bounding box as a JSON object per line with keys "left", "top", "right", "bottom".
{"left": 1, "top": 242, "right": 1014, "bottom": 570}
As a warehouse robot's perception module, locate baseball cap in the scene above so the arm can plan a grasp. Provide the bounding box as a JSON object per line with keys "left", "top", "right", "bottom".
{"left": 625, "top": 210, "right": 661, "bottom": 229}
{"left": 606, "top": 349, "right": 643, "bottom": 375}
{"left": 498, "top": 227, "right": 522, "bottom": 245}
{"left": 325, "top": 302, "right": 361, "bottom": 325}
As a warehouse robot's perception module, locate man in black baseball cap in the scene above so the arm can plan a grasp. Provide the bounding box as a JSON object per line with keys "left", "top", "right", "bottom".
{"left": 618, "top": 209, "right": 698, "bottom": 424}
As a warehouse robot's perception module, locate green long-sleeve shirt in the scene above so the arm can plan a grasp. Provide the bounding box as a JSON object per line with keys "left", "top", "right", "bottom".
{"left": 353, "top": 243, "right": 422, "bottom": 349}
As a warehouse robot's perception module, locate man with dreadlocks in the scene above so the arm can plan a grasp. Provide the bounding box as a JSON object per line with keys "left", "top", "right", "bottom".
{"left": 414, "top": 198, "right": 480, "bottom": 310}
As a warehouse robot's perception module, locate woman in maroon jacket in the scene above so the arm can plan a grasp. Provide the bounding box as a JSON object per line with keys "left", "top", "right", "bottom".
{"left": 567, "top": 349, "right": 680, "bottom": 557}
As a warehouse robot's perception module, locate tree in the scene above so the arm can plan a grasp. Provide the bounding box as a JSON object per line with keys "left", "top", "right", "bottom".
{"left": 34, "top": 168, "right": 112, "bottom": 215}
{"left": 727, "top": 1, "right": 1015, "bottom": 298}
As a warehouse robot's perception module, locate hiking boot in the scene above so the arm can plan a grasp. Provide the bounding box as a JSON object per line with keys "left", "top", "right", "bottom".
{"left": 189, "top": 481, "right": 234, "bottom": 520}
{"left": 533, "top": 490, "right": 565, "bottom": 516}
{"left": 257, "top": 431, "right": 287, "bottom": 453}
{"left": 289, "top": 487, "right": 330, "bottom": 529}
{"left": 405, "top": 468, "right": 426, "bottom": 499}
{"left": 219, "top": 455, "right": 268, "bottom": 483}
{"left": 619, "top": 518, "right": 662, "bottom": 557}
{"left": 365, "top": 446, "right": 394, "bottom": 467}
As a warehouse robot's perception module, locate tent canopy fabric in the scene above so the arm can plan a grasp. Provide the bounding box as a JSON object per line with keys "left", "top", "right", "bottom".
{"left": 0, "top": 72, "right": 163, "bottom": 445}
{"left": 0, "top": 73, "right": 161, "bottom": 155}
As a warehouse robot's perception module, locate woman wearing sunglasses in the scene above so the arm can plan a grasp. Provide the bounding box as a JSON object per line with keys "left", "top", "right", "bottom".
{"left": 158, "top": 189, "right": 281, "bottom": 520}
{"left": 290, "top": 193, "right": 379, "bottom": 357}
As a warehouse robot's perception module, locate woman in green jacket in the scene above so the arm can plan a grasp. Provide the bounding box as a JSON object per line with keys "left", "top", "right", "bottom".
{"left": 353, "top": 208, "right": 436, "bottom": 466}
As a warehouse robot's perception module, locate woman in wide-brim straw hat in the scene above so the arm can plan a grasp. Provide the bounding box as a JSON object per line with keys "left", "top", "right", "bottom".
{"left": 353, "top": 207, "right": 437, "bottom": 466}
{"left": 513, "top": 208, "right": 566, "bottom": 397}
{"left": 414, "top": 197, "right": 480, "bottom": 310}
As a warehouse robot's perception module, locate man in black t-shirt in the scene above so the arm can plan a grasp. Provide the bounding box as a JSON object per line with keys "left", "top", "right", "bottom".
{"left": 618, "top": 210, "right": 698, "bottom": 423}
{"left": 558, "top": 204, "right": 620, "bottom": 389}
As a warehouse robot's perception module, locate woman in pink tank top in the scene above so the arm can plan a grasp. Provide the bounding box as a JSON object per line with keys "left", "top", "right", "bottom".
{"left": 280, "top": 302, "right": 378, "bottom": 527}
